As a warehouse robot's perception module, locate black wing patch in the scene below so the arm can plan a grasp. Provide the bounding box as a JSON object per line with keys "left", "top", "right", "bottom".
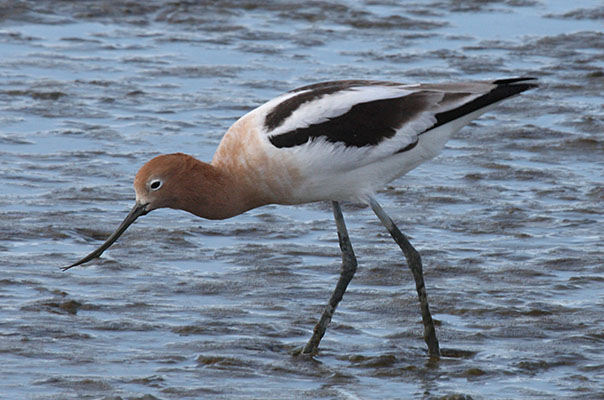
{"left": 267, "top": 77, "right": 537, "bottom": 152}
{"left": 431, "top": 78, "right": 537, "bottom": 130}
{"left": 264, "top": 80, "right": 399, "bottom": 132}
{"left": 268, "top": 92, "right": 433, "bottom": 149}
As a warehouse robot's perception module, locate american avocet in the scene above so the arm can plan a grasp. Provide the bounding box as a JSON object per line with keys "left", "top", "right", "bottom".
{"left": 64, "top": 77, "right": 537, "bottom": 357}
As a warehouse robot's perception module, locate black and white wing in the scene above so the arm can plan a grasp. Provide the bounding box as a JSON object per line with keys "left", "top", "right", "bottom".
{"left": 259, "top": 78, "right": 537, "bottom": 168}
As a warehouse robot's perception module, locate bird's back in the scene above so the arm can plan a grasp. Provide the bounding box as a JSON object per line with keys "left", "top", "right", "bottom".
{"left": 212, "top": 78, "right": 537, "bottom": 204}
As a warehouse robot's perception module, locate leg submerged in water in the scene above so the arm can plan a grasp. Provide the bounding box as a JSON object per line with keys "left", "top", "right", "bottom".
{"left": 303, "top": 201, "right": 358, "bottom": 355}
{"left": 302, "top": 198, "right": 440, "bottom": 357}
{"left": 368, "top": 197, "right": 441, "bottom": 358}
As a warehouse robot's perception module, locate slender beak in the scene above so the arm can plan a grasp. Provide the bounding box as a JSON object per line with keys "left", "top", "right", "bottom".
{"left": 63, "top": 202, "right": 149, "bottom": 271}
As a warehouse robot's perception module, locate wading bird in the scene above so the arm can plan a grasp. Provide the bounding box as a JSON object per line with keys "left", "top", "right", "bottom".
{"left": 64, "top": 77, "right": 537, "bottom": 357}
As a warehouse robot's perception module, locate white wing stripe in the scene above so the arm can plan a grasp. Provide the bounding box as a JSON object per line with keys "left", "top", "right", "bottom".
{"left": 265, "top": 86, "right": 413, "bottom": 137}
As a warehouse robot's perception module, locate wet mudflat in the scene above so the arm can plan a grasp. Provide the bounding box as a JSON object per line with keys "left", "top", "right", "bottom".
{"left": 1, "top": 1, "right": 603, "bottom": 399}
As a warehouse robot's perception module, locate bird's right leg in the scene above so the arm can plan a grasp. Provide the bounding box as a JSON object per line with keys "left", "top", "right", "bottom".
{"left": 302, "top": 201, "right": 358, "bottom": 355}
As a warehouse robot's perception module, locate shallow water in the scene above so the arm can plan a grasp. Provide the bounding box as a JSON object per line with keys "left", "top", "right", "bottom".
{"left": 1, "top": 1, "right": 603, "bottom": 399}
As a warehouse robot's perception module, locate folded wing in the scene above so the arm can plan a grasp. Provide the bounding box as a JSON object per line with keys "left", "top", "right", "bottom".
{"left": 261, "top": 78, "right": 536, "bottom": 169}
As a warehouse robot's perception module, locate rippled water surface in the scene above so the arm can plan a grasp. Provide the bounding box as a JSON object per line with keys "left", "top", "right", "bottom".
{"left": 1, "top": 1, "right": 603, "bottom": 399}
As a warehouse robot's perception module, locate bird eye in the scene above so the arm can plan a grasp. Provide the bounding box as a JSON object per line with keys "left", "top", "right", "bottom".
{"left": 149, "top": 179, "right": 163, "bottom": 191}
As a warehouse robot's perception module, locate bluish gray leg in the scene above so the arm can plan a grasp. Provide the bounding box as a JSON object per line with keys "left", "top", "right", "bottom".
{"left": 303, "top": 201, "right": 358, "bottom": 355}
{"left": 368, "top": 197, "right": 441, "bottom": 358}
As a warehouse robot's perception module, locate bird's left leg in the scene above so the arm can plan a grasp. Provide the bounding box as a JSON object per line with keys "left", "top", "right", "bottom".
{"left": 302, "top": 201, "right": 358, "bottom": 355}
{"left": 368, "top": 196, "right": 441, "bottom": 358}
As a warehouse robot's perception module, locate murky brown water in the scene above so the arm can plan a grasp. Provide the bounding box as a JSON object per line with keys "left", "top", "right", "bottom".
{"left": 1, "top": 1, "right": 603, "bottom": 399}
